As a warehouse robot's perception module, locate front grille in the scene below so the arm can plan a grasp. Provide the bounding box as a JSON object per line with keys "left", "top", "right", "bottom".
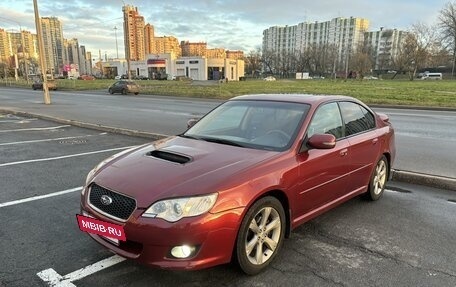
{"left": 89, "top": 184, "right": 136, "bottom": 221}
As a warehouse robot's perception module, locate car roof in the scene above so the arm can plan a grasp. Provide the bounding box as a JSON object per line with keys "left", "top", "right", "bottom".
{"left": 231, "top": 94, "right": 356, "bottom": 105}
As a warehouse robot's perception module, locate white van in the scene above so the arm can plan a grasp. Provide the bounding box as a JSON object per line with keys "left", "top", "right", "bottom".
{"left": 421, "top": 72, "right": 442, "bottom": 80}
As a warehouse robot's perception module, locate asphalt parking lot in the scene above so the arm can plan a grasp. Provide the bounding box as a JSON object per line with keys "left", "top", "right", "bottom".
{"left": 1, "top": 113, "right": 455, "bottom": 287}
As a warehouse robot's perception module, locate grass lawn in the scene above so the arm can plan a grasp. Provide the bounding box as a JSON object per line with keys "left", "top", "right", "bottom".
{"left": 2, "top": 78, "right": 456, "bottom": 108}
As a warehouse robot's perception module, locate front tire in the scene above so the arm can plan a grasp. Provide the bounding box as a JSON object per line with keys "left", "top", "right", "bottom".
{"left": 235, "top": 196, "right": 285, "bottom": 275}
{"left": 366, "top": 155, "right": 388, "bottom": 201}
{"left": 108, "top": 88, "right": 114, "bottom": 94}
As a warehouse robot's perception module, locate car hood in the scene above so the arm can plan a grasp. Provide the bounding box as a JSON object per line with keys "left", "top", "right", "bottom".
{"left": 92, "top": 136, "right": 277, "bottom": 208}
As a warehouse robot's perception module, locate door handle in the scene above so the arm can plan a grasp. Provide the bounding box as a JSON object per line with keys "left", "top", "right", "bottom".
{"left": 372, "top": 138, "right": 379, "bottom": 145}
{"left": 340, "top": 149, "right": 348, "bottom": 156}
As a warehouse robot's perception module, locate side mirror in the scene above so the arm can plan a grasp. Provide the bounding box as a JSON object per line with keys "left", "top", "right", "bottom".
{"left": 307, "top": 134, "right": 336, "bottom": 149}
{"left": 187, "top": 118, "right": 199, "bottom": 129}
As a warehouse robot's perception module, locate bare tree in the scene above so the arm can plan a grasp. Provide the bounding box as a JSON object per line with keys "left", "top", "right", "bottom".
{"left": 261, "top": 50, "right": 277, "bottom": 75}
{"left": 439, "top": 1, "right": 456, "bottom": 77}
{"left": 392, "top": 23, "right": 438, "bottom": 80}
{"left": 244, "top": 49, "right": 262, "bottom": 77}
{"left": 350, "top": 42, "right": 375, "bottom": 79}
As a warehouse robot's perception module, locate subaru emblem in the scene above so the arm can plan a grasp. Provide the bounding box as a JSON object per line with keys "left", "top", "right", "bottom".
{"left": 100, "top": 195, "right": 113, "bottom": 205}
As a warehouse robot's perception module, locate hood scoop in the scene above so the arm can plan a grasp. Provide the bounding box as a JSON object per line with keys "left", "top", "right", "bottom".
{"left": 147, "top": 150, "right": 191, "bottom": 164}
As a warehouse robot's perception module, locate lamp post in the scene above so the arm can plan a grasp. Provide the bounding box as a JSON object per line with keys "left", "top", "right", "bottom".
{"left": 33, "top": 0, "right": 51, "bottom": 104}
{"left": 114, "top": 26, "right": 119, "bottom": 59}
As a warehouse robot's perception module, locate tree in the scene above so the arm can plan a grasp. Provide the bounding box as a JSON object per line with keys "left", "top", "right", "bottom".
{"left": 244, "top": 49, "right": 262, "bottom": 77}
{"left": 393, "top": 23, "right": 438, "bottom": 80}
{"left": 439, "top": 1, "right": 456, "bottom": 77}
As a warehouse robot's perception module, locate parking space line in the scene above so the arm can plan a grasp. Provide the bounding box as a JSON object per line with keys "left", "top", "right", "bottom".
{"left": 37, "top": 255, "right": 126, "bottom": 286}
{"left": 0, "top": 146, "right": 136, "bottom": 167}
{"left": 0, "top": 132, "right": 107, "bottom": 146}
{"left": 0, "top": 119, "right": 38, "bottom": 123}
{"left": 0, "top": 187, "right": 82, "bottom": 208}
{"left": 0, "top": 125, "right": 70, "bottom": 133}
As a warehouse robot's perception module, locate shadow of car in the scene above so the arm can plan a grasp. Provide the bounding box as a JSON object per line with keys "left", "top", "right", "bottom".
{"left": 108, "top": 80, "right": 139, "bottom": 95}
{"left": 32, "top": 80, "right": 57, "bottom": 90}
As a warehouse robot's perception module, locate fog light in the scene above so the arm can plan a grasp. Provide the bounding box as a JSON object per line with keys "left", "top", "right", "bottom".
{"left": 171, "top": 245, "right": 195, "bottom": 259}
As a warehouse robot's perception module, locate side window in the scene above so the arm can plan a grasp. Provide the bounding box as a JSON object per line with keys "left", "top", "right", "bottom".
{"left": 339, "top": 102, "right": 374, "bottom": 136}
{"left": 307, "top": 102, "right": 343, "bottom": 139}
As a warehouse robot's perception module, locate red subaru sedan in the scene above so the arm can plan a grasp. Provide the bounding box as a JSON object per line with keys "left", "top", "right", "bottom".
{"left": 80, "top": 94, "right": 395, "bottom": 274}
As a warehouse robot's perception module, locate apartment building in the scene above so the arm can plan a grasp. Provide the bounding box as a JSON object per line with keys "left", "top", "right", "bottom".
{"left": 263, "top": 17, "right": 369, "bottom": 65}
{"left": 364, "top": 28, "right": 407, "bottom": 70}
{"left": 123, "top": 5, "right": 146, "bottom": 61}
{"left": 262, "top": 25, "right": 297, "bottom": 55}
{"left": 41, "top": 17, "right": 66, "bottom": 75}
{"left": 181, "top": 41, "right": 207, "bottom": 57}
{"left": 226, "top": 50, "right": 244, "bottom": 60}
{"left": 152, "top": 36, "right": 181, "bottom": 57}
{"left": 0, "top": 28, "right": 11, "bottom": 62}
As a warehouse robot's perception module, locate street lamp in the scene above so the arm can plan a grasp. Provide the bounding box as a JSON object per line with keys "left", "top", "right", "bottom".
{"left": 114, "top": 26, "right": 119, "bottom": 59}
{"left": 33, "top": 0, "right": 51, "bottom": 104}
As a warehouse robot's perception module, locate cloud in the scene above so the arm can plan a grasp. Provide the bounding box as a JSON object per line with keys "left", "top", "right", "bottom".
{"left": 0, "top": 0, "right": 450, "bottom": 58}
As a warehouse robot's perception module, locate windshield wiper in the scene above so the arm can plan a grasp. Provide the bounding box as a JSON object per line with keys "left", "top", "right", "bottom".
{"left": 200, "top": 137, "right": 245, "bottom": 148}
{"left": 179, "top": 134, "right": 203, "bottom": 140}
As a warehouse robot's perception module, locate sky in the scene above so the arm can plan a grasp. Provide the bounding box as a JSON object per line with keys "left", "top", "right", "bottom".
{"left": 0, "top": 0, "right": 451, "bottom": 59}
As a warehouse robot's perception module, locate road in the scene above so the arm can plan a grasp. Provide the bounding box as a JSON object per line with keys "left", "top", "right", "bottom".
{"left": 0, "top": 87, "right": 455, "bottom": 178}
{"left": 0, "top": 114, "right": 455, "bottom": 287}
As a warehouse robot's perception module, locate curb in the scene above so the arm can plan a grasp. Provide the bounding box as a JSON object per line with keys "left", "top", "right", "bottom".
{"left": 391, "top": 169, "right": 456, "bottom": 191}
{"left": 1, "top": 108, "right": 455, "bottom": 192}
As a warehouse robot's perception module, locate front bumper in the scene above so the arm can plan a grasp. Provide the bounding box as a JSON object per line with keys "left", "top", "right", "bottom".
{"left": 80, "top": 195, "right": 243, "bottom": 270}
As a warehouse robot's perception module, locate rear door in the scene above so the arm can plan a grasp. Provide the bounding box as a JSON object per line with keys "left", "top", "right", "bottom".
{"left": 339, "top": 101, "right": 381, "bottom": 193}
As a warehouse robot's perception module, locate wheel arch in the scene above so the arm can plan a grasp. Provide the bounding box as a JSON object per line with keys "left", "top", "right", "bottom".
{"left": 248, "top": 189, "right": 292, "bottom": 238}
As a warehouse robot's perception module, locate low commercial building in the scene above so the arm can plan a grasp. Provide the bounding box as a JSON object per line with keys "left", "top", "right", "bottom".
{"left": 102, "top": 53, "right": 245, "bottom": 81}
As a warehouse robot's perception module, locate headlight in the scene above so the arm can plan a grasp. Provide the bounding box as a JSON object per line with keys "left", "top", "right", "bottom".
{"left": 142, "top": 193, "right": 218, "bottom": 222}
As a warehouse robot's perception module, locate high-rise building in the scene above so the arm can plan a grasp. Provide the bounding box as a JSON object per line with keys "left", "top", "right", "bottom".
{"left": 181, "top": 41, "right": 207, "bottom": 57}
{"left": 262, "top": 25, "right": 297, "bottom": 55}
{"left": 364, "top": 28, "right": 407, "bottom": 70}
{"left": 123, "top": 5, "right": 146, "bottom": 61}
{"left": 263, "top": 17, "right": 369, "bottom": 64}
{"left": 144, "top": 23, "right": 155, "bottom": 55}
{"left": 152, "top": 36, "right": 181, "bottom": 56}
{"left": 41, "top": 17, "right": 66, "bottom": 75}
{"left": 0, "top": 28, "right": 11, "bottom": 62}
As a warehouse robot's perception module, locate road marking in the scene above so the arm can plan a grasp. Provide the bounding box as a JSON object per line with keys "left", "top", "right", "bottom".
{"left": 0, "top": 125, "right": 70, "bottom": 133}
{"left": 0, "top": 118, "right": 37, "bottom": 123}
{"left": 0, "top": 146, "right": 135, "bottom": 167}
{"left": 37, "top": 255, "right": 126, "bottom": 286}
{"left": 0, "top": 133, "right": 107, "bottom": 146}
{"left": 0, "top": 187, "right": 83, "bottom": 208}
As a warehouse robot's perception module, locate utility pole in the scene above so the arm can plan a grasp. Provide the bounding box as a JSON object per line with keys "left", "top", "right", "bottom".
{"left": 114, "top": 26, "right": 119, "bottom": 59}
{"left": 33, "top": 0, "right": 51, "bottom": 104}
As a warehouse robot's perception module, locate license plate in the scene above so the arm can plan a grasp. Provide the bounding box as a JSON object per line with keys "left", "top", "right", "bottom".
{"left": 77, "top": 214, "right": 126, "bottom": 243}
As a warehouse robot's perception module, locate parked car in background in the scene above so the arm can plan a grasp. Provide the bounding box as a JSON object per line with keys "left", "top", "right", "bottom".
{"left": 80, "top": 94, "right": 395, "bottom": 275}
{"left": 263, "top": 76, "right": 276, "bottom": 81}
{"left": 79, "top": 75, "right": 95, "bottom": 80}
{"left": 32, "top": 80, "right": 57, "bottom": 91}
{"left": 108, "top": 80, "right": 139, "bottom": 95}
{"left": 134, "top": 75, "right": 149, "bottom": 80}
{"left": 420, "top": 72, "right": 442, "bottom": 80}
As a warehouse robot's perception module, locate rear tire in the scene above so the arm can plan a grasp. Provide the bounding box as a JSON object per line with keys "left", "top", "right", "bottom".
{"left": 122, "top": 88, "right": 127, "bottom": 95}
{"left": 235, "top": 196, "right": 285, "bottom": 275}
{"left": 366, "top": 155, "right": 388, "bottom": 201}
{"left": 134, "top": 92, "right": 139, "bottom": 95}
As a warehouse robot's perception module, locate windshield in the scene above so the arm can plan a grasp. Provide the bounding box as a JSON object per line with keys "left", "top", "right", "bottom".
{"left": 183, "top": 100, "right": 310, "bottom": 151}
